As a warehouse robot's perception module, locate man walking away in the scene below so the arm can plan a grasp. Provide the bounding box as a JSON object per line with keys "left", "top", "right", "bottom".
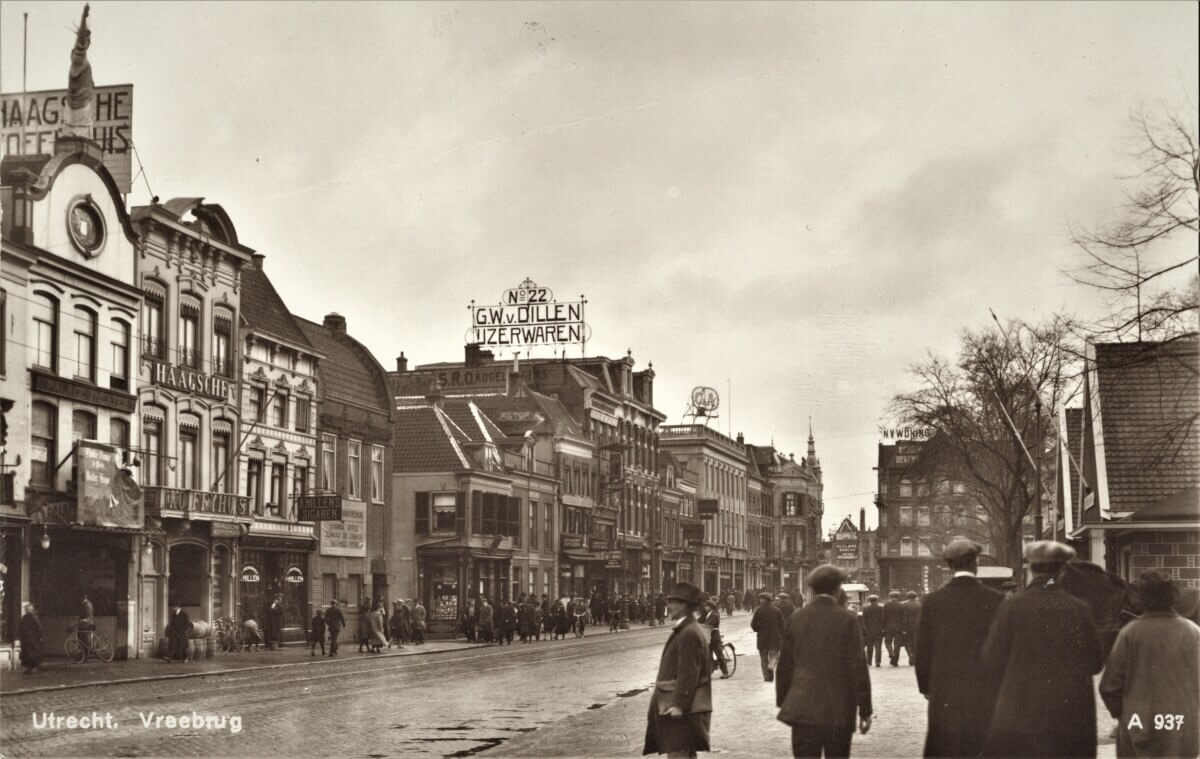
{"left": 478, "top": 598, "right": 495, "bottom": 643}
{"left": 861, "top": 595, "right": 885, "bottom": 667}
{"left": 914, "top": 539, "right": 1003, "bottom": 758}
{"left": 644, "top": 582, "right": 712, "bottom": 758}
{"left": 776, "top": 593, "right": 796, "bottom": 625}
{"left": 325, "top": 600, "right": 345, "bottom": 656}
{"left": 655, "top": 592, "right": 667, "bottom": 626}
{"left": 412, "top": 600, "right": 426, "bottom": 644}
{"left": 983, "top": 541, "right": 1104, "bottom": 758}
{"left": 777, "top": 565, "right": 872, "bottom": 758}
{"left": 752, "top": 592, "right": 785, "bottom": 682}
{"left": 899, "top": 591, "right": 920, "bottom": 665}
{"left": 310, "top": 608, "right": 326, "bottom": 656}
{"left": 1100, "top": 570, "right": 1200, "bottom": 759}
{"left": 882, "top": 590, "right": 904, "bottom": 665}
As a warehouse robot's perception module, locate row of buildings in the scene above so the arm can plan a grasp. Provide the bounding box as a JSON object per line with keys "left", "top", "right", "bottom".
{"left": 0, "top": 133, "right": 829, "bottom": 664}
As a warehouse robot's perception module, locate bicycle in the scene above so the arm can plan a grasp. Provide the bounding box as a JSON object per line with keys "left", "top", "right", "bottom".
{"left": 64, "top": 624, "right": 113, "bottom": 663}
{"left": 213, "top": 617, "right": 243, "bottom": 653}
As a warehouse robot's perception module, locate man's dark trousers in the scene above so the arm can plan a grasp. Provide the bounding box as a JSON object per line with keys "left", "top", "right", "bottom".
{"left": 865, "top": 634, "right": 883, "bottom": 666}
{"left": 883, "top": 632, "right": 899, "bottom": 664}
{"left": 790, "top": 724, "right": 853, "bottom": 759}
{"left": 328, "top": 629, "right": 340, "bottom": 656}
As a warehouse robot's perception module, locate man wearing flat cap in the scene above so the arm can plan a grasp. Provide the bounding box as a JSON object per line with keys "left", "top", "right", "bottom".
{"left": 883, "top": 589, "right": 904, "bottom": 666}
{"left": 862, "top": 594, "right": 885, "bottom": 667}
{"left": 644, "top": 582, "right": 712, "bottom": 757}
{"left": 982, "top": 541, "right": 1104, "bottom": 758}
{"left": 899, "top": 591, "right": 922, "bottom": 666}
{"left": 914, "top": 539, "right": 1003, "bottom": 757}
{"left": 775, "top": 592, "right": 796, "bottom": 625}
{"left": 777, "top": 564, "right": 872, "bottom": 757}
{"left": 751, "top": 592, "right": 785, "bottom": 682}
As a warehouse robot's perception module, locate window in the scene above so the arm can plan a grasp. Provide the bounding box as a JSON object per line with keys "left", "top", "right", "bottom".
{"left": 543, "top": 501, "right": 552, "bottom": 550}
{"left": 247, "top": 460, "right": 263, "bottom": 512}
{"left": 142, "top": 417, "right": 163, "bottom": 487}
{"left": 213, "top": 433, "right": 232, "bottom": 493}
{"left": 433, "top": 493, "right": 456, "bottom": 532}
{"left": 918, "top": 539, "right": 931, "bottom": 557}
{"left": 899, "top": 479, "right": 913, "bottom": 497}
{"left": 879, "top": 509, "right": 887, "bottom": 530}
{"left": 783, "top": 492, "right": 798, "bottom": 517}
{"left": 321, "top": 435, "right": 336, "bottom": 491}
{"left": 936, "top": 478, "right": 950, "bottom": 495}
{"left": 248, "top": 386, "right": 265, "bottom": 424}
{"left": 879, "top": 478, "right": 888, "bottom": 496}
{"left": 901, "top": 536, "right": 913, "bottom": 556}
{"left": 370, "top": 446, "right": 384, "bottom": 502}
{"left": 529, "top": 501, "right": 538, "bottom": 550}
{"left": 110, "top": 319, "right": 130, "bottom": 391}
{"left": 916, "top": 479, "right": 929, "bottom": 497}
{"left": 212, "top": 310, "right": 233, "bottom": 377}
{"left": 271, "top": 391, "right": 288, "bottom": 428}
{"left": 900, "top": 506, "right": 912, "bottom": 526}
{"left": 31, "top": 293, "right": 58, "bottom": 370}
{"left": 72, "top": 410, "right": 96, "bottom": 443}
{"left": 295, "top": 396, "right": 310, "bottom": 433}
{"left": 268, "top": 462, "right": 285, "bottom": 517}
{"left": 178, "top": 299, "right": 199, "bottom": 368}
{"left": 293, "top": 465, "right": 308, "bottom": 499}
{"left": 31, "top": 402, "right": 57, "bottom": 486}
{"left": 1, "top": 289, "right": 5, "bottom": 375}
{"left": 347, "top": 441, "right": 361, "bottom": 498}
{"left": 109, "top": 418, "right": 130, "bottom": 453}
{"left": 917, "top": 507, "right": 930, "bottom": 527}
{"left": 141, "top": 286, "right": 165, "bottom": 359}
{"left": 953, "top": 481, "right": 966, "bottom": 495}
{"left": 178, "top": 425, "right": 198, "bottom": 491}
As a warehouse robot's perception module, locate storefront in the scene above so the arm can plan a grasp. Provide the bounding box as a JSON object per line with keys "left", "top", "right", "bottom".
{"left": 0, "top": 522, "right": 26, "bottom": 668}
{"left": 418, "top": 546, "right": 513, "bottom": 635}
{"left": 241, "top": 536, "right": 312, "bottom": 643}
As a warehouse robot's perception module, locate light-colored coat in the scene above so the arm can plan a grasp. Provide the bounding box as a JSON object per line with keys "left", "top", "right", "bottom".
{"left": 643, "top": 615, "right": 711, "bottom": 755}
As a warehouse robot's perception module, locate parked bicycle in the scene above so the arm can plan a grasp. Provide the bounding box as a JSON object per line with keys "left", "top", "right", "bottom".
{"left": 213, "top": 616, "right": 243, "bottom": 653}
{"left": 64, "top": 624, "right": 113, "bottom": 663}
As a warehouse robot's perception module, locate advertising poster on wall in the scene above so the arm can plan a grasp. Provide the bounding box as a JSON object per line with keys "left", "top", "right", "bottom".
{"left": 319, "top": 501, "right": 366, "bottom": 557}
{"left": 75, "top": 441, "right": 143, "bottom": 528}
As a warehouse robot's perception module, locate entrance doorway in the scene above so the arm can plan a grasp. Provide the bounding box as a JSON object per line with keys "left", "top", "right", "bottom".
{"left": 168, "top": 543, "right": 208, "bottom": 621}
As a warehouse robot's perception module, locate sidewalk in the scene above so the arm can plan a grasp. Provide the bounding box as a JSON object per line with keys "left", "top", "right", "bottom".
{"left": 0, "top": 638, "right": 486, "bottom": 697}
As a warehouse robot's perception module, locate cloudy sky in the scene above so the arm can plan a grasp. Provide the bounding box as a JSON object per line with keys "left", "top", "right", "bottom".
{"left": 3, "top": 1, "right": 1196, "bottom": 535}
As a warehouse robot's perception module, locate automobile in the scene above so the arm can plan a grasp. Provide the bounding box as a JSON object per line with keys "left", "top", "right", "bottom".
{"left": 842, "top": 582, "right": 872, "bottom": 611}
{"left": 976, "top": 565, "right": 1014, "bottom": 590}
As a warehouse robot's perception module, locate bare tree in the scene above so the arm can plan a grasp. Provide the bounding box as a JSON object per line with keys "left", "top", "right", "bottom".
{"left": 891, "top": 316, "right": 1079, "bottom": 569}
{"left": 1069, "top": 104, "right": 1199, "bottom": 340}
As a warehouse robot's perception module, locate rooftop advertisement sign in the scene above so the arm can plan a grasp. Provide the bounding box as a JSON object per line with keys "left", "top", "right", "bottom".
{"left": 467, "top": 278, "right": 589, "bottom": 349}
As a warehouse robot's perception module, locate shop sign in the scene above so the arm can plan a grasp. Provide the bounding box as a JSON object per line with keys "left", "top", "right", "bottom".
{"left": 698, "top": 499, "right": 718, "bottom": 517}
{"left": 32, "top": 370, "right": 136, "bottom": 413}
{"left": 320, "top": 501, "right": 366, "bottom": 557}
{"left": 561, "top": 535, "right": 584, "bottom": 550}
{"left": 1, "top": 84, "right": 134, "bottom": 192}
{"left": 285, "top": 566, "right": 305, "bottom": 584}
{"left": 880, "top": 427, "right": 935, "bottom": 440}
{"left": 76, "top": 441, "right": 143, "bottom": 528}
{"left": 147, "top": 360, "right": 232, "bottom": 402}
{"left": 590, "top": 538, "right": 610, "bottom": 551}
{"left": 297, "top": 493, "right": 342, "bottom": 521}
{"left": 705, "top": 557, "right": 721, "bottom": 568}
{"left": 240, "top": 565, "right": 261, "bottom": 583}
{"left": 605, "top": 551, "right": 622, "bottom": 562}
{"left": 605, "top": 558, "right": 622, "bottom": 569}
{"left": 466, "top": 278, "right": 590, "bottom": 348}
{"left": 682, "top": 523, "right": 706, "bottom": 541}
{"left": 589, "top": 408, "right": 618, "bottom": 427}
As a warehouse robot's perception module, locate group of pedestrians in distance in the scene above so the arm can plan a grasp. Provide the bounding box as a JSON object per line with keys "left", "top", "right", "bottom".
{"left": 647, "top": 538, "right": 1200, "bottom": 759}
{"left": 306, "top": 596, "right": 425, "bottom": 657}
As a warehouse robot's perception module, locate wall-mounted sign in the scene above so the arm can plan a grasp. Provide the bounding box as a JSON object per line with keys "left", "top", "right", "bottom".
{"left": 147, "top": 360, "right": 232, "bottom": 402}
{"left": 880, "top": 428, "right": 935, "bottom": 440}
{"left": 76, "top": 441, "right": 143, "bottom": 528}
{"left": 467, "top": 278, "right": 589, "bottom": 348}
{"left": 590, "top": 538, "right": 610, "bottom": 551}
{"left": 320, "top": 502, "right": 366, "bottom": 557}
{"left": 686, "top": 387, "right": 720, "bottom": 422}
{"left": 1, "top": 84, "right": 134, "bottom": 192}
{"left": 32, "top": 369, "right": 136, "bottom": 413}
{"left": 605, "top": 551, "right": 623, "bottom": 562}
{"left": 561, "top": 536, "right": 584, "bottom": 550}
{"left": 285, "top": 566, "right": 305, "bottom": 584}
{"left": 297, "top": 493, "right": 342, "bottom": 521}
{"left": 697, "top": 499, "right": 719, "bottom": 517}
{"left": 705, "top": 557, "right": 721, "bottom": 568}
{"left": 240, "top": 565, "right": 261, "bottom": 583}
{"left": 681, "top": 523, "right": 706, "bottom": 541}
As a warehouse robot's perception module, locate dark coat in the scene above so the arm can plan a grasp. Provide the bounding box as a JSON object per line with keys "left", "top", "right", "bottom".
{"left": 776, "top": 595, "right": 872, "bottom": 729}
{"left": 751, "top": 603, "right": 785, "bottom": 652}
{"left": 478, "top": 603, "right": 494, "bottom": 631}
{"left": 643, "top": 616, "right": 712, "bottom": 755}
{"left": 498, "top": 604, "right": 517, "bottom": 632}
{"left": 862, "top": 602, "right": 885, "bottom": 637}
{"left": 901, "top": 598, "right": 922, "bottom": 634}
{"left": 310, "top": 613, "right": 327, "bottom": 640}
{"left": 982, "top": 581, "right": 1104, "bottom": 758}
{"left": 654, "top": 595, "right": 667, "bottom": 617}
{"left": 518, "top": 603, "right": 537, "bottom": 635}
{"left": 19, "top": 611, "right": 43, "bottom": 666}
{"left": 325, "top": 606, "right": 346, "bottom": 632}
{"left": 167, "top": 609, "right": 192, "bottom": 636}
{"left": 883, "top": 598, "right": 905, "bottom": 633}
{"left": 775, "top": 598, "right": 796, "bottom": 623}
{"left": 915, "top": 576, "right": 1004, "bottom": 758}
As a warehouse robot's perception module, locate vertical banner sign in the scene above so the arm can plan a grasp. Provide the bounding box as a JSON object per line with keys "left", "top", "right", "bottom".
{"left": 76, "top": 441, "right": 143, "bottom": 528}
{"left": 1, "top": 85, "right": 135, "bottom": 193}
{"left": 466, "top": 277, "right": 590, "bottom": 349}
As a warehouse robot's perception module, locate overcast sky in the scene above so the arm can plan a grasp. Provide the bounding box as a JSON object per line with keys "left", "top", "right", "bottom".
{"left": 3, "top": 1, "right": 1196, "bottom": 535}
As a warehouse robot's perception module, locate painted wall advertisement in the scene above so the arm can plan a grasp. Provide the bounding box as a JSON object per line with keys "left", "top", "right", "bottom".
{"left": 76, "top": 440, "right": 143, "bottom": 528}
{"left": 319, "top": 501, "right": 365, "bottom": 557}
{"left": 1, "top": 85, "right": 134, "bottom": 192}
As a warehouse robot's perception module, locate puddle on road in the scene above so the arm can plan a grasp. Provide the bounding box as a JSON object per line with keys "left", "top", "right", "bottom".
{"left": 444, "top": 738, "right": 505, "bottom": 758}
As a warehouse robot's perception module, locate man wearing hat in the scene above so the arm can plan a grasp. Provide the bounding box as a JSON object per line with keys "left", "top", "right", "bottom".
{"left": 914, "top": 539, "right": 1003, "bottom": 758}
{"left": 898, "top": 590, "right": 921, "bottom": 666}
{"left": 644, "top": 582, "right": 712, "bottom": 757}
{"left": 861, "top": 594, "right": 885, "bottom": 667}
{"left": 775, "top": 592, "right": 796, "bottom": 624}
{"left": 777, "top": 564, "right": 872, "bottom": 758}
{"left": 751, "top": 592, "right": 785, "bottom": 682}
{"left": 882, "top": 589, "right": 904, "bottom": 666}
{"left": 982, "top": 540, "right": 1104, "bottom": 758}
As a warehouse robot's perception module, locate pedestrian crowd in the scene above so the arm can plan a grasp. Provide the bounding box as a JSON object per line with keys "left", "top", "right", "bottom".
{"left": 644, "top": 538, "right": 1200, "bottom": 759}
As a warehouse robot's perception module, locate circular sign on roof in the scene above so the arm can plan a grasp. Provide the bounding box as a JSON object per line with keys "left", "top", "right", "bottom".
{"left": 66, "top": 195, "right": 106, "bottom": 258}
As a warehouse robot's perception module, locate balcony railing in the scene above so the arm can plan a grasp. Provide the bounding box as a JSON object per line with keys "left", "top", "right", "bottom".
{"left": 211, "top": 355, "right": 233, "bottom": 378}
{"left": 144, "top": 485, "right": 251, "bottom": 519}
{"left": 141, "top": 334, "right": 165, "bottom": 360}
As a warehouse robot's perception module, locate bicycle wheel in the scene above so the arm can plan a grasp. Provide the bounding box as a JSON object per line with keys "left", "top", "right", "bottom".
{"left": 92, "top": 633, "right": 114, "bottom": 662}
{"left": 65, "top": 635, "right": 87, "bottom": 664}
{"left": 723, "top": 643, "right": 737, "bottom": 677}
{"left": 232, "top": 629, "right": 243, "bottom": 651}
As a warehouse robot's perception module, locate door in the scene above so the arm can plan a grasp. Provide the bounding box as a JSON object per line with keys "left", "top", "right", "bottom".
{"left": 140, "top": 577, "right": 159, "bottom": 656}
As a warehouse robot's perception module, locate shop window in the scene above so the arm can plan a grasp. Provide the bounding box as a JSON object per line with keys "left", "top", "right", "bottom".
{"left": 178, "top": 423, "right": 199, "bottom": 491}
{"left": 347, "top": 441, "right": 361, "bottom": 499}
{"left": 31, "top": 402, "right": 57, "bottom": 486}
{"left": 295, "top": 395, "right": 310, "bottom": 433}
{"left": 269, "top": 462, "right": 285, "bottom": 517}
{"left": 271, "top": 391, "right": 288, "bottom": 428}
{"left": 72, "top": 410, "right": 96, "bottom": 443}
{"left": 31, "top": 292, "right": 58, "bottom": 371}
{"left": 247, "top": 459, "right": 263, "bottom": 513}
{"left": 110, "top": 318, "right": 130, "bottom": 391}
{"left": 142, "top": 415, "right": 163, "bottom": 487}
{"left": 370, "top": 446, "right": 384, "bottom": 502}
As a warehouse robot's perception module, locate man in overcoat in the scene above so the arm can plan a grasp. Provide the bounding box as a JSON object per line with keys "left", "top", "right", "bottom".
{"left": 752, "top": 592, "right": 785, "bottom": 682}
{"left": 325, "top": 599, "right": 345, "bottom": 656}
{"left": 777, "top": 565, "right": 872, "bottom": 758}
{"left": 914, "top": 539, "right": 1003, "bottom": 758}
{"left": 654, "top": 592, "right": 667, "bottom": 626}
{"left": 861, "top": 594, "right": 885, "bottom": 667}
{"left": 899, "top": 590, "right": 921, "bottom": 665}
{"left": 644, "top": 582, "right": 712, "bottom": 758}
{"left": 982, "top": 541, "right": 1104, "bottom": 758}
{"left": 775, "top": 593, "right": 796, "bottom": 624}
{"left": 478, "top": 598, "right": 494, "bottom": 644}
{"left": 882, "top": 589, "right": 904, "bottom": 665}
{"left": 166, "top": 603, "right": 191, "bottom": 662}
{"left": 19, "top": 602, "right": 43, "bottom": 674}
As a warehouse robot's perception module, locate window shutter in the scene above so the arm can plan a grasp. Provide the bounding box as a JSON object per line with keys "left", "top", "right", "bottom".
{"left": 455, "top": 491, "right": 466, "bottom": 535}
{"left": 415, "top": 491, "right": 429, "bottom": 535}
{"left": 471, "top": 491, "right": 483, "bottom": 535}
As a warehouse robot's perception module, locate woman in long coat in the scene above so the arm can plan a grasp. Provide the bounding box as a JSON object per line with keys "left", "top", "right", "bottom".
{"left": 518, "top": 600, "right": 537, "bottom": 642}
{"left": 1100, "top": 571, "right": 1200, "bottom": 758}
{"left": 18, "top": 603, "right": 43, "bottom": 674}
{"left": 367, "top": 601, "right": 388, "bottom": 653}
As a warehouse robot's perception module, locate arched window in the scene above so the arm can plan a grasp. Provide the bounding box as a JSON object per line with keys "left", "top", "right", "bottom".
{"left": 31, "top": 292, "right": 58, "bottom": 370}
{"left": 72, "top": 409, "right": 96, "bottom": 442}
{"left": 31, "top": 402, "right": 57, "bottom": 486}
{"left": 73, "top": 306, "right": 97, "bottom": 382}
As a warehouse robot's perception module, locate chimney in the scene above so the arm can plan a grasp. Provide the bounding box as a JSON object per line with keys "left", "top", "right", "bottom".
{"left": 508, "top": 351, "right": 521, "bottom": 397}
{"left": 860, "top": 507, "right": 865, "bottom": 532}
{"left": 736, "top": 432, "right": 744, "bottom": 444}
{"left": 465, "top": 343, "right": 493, "bottom": 368}
{"left": 426, "top": 381, "right": 444, "bottom": 409}
{"left": 252, "top": 253, "right": 266, "bottom": 270}
{"left": 323, "top": 312, "right": 346, "bottom": 332}
{"left": 396, "top": 352, "right": 408, "bottom": 373}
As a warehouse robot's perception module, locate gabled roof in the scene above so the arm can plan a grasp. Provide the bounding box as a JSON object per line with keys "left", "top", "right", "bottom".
{"left": 296, "top": 317, "right": 391, "bottom": 412}
{"left": 1064, "top": 406, "right": 1085, "bottom": 528}
{"left": 392, "top": 405, "right": 471, "bottom": 472}
{"left": 240, "top": 263, "right": 312, "bottom": 349}
{"left": 1093, "top": 335, "right": 1199, "bottom": 515}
